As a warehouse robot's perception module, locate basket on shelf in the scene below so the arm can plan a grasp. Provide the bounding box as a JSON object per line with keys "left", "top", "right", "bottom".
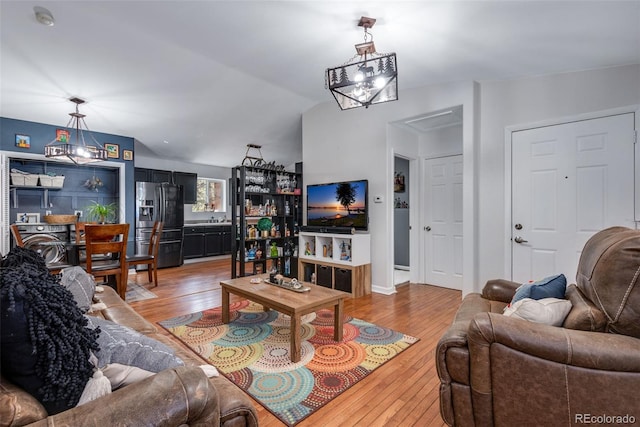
{"left": 38, "top": 174, "right": 65, "bottom": 188}
{"left": 43, "top": 214, "right": 77, "bottom": 224}
{"left": 10, "top": 169, "right": 39, "bottom": 186}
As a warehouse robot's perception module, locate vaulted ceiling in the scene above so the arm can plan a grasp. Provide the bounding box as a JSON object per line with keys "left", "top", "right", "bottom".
{"left": 1, "top": 1, "right": 639, "bottom": 168}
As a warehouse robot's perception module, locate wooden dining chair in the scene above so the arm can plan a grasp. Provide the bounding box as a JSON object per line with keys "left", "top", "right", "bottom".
{"left": 82, "top": 223, "right": 130, "bottom": 299}
{"left": 126, "top": 221, "right": 163, "bottom": 287}
{"left": 75, "top": 222, "right": 91, "bottom": 244}
{"left": 10, "top": 224, "right": 24, "bottom": 247}
{"left": 74, "top": 221, "right": 99, "bottom": 263}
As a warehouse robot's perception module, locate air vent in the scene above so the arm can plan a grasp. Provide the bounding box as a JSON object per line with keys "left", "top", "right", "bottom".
{"left": 402, "top": 107, "right": 463, "bottom": 132}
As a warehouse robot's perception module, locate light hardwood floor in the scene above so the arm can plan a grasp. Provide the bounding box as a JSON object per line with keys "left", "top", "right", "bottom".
{"left": 128, "top": 257, "right": 461, "bottom": 427}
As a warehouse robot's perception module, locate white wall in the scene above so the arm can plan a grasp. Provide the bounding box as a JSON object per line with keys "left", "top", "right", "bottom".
{"left": 478, "top": 64, "right": 640, "bottom": 285}
{"left": 303, "top": 80, "right": 478, "bottom": 295}
{"left": 135, "top": 154, "right": 232, "bottom": 221}
{"left": 420, "top": 124, "right": 463, "bottom": 158}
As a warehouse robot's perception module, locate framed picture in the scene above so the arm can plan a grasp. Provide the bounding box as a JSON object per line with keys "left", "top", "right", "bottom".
{"left": 123, "top": 149, "right": 133, "bottom": 161}
{"left": 56, "top": 129, "right": 70, "bottom": 142}
{"left": 15, "top": 134, "right": 30, "bottom": 148}
{"left": 104, "top": 143, "right": 120, "bottom": 159}
{"left": 16, "top": 212, "right": 40, "bottom": 223}
{"left": 394, "top": 172, "right": 405, "bottom": 193}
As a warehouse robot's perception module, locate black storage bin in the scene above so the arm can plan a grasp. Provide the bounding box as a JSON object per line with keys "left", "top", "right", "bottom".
{"left": 317, "top": 264, "right": 332, "bottom": 288}
{"left": 335, "top": 268, "right": 352, "bottom": 293}
{"left": 303, "top": 263, "right": 315, "bottom": 282}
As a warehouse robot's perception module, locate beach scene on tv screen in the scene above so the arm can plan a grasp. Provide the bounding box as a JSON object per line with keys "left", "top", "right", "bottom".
{"left": 307, "top": 181, "right": 367, "bottom": 228}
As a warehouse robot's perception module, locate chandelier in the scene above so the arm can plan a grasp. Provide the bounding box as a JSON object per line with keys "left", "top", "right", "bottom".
{"left": 44, "top": 97, "right": 108, "bottom": 164}
{"left": 326, "top": 17, "right": 398, "bottom": 110}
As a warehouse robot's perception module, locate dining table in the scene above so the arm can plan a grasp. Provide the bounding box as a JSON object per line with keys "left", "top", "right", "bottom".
{"left": 38, "top": 222, "right": 125, "bottom": 290}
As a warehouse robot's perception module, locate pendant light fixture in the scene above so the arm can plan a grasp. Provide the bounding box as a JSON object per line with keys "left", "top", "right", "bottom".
{"left": 44, "top": 97, "right": 108, "bottom": 164}
{"left": 326, "top": 17, "right": 398, "bottom": 110}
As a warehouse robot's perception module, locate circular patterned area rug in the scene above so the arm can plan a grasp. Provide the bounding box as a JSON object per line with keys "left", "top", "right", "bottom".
{"left": 159, "top": 301, "right": 418, "bottom": 427}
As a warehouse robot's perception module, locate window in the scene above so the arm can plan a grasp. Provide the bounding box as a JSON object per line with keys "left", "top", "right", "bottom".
{"left": 192, "top": 178, "right": 226, "bottom": 212}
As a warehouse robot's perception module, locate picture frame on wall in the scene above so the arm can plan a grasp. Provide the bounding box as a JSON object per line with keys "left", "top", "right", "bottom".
{"left": 16, "top": 213, "right": 40, "bottom": 223}
{"left": 56, "top": 129, "right": 70, "bottom": 142}
{"left": 123, "top": 149, "right": 133, "bottom": 161}
{"left": 394, "top": 172, "right": 405, "bottom": 193}
{"left": 15, "top": 134, "right": 30, "bottom": 148}
{"left": 104, "top": 143, "right": 119, "bottom": 159}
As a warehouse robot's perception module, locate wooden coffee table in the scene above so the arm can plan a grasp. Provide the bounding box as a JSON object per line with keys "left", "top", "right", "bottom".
{"left": 220, "top": 274, "right": 347, "bottom": 362}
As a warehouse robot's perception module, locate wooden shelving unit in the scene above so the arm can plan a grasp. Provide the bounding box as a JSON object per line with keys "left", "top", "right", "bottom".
{"left": 298, "top": 231, "right": 371, "bottom": 297}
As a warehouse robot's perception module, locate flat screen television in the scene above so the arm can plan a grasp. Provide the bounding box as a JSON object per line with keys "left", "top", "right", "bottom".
{"left": 306, "top": 180, "right": 368, "bottom": 230}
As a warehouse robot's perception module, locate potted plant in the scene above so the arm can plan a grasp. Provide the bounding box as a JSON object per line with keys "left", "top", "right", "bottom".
{"left": 256, "top": 217, "right": 272, "bottom": 238}
{"left": 85, "top": 201, "right": 118, "bottom": 223}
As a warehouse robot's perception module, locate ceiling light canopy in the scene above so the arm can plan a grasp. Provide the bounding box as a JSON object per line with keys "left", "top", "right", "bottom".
{"left": 44, "top": 98, "right": 108, "bottom": 164}
{"left": 33, "top": 6, "right": 55, "bottom": 26}
{"left": 326, "top": 17, "right": 398, "bottom": 110}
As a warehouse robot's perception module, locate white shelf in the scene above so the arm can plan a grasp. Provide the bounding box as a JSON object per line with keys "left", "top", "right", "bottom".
{"left": 298, "top": 232, "right": 370, "bottom": 266}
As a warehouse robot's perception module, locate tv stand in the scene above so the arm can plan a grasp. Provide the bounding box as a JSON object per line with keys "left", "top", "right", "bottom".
{"left": 298, "top": 231, "right": 371, "bottom": 297}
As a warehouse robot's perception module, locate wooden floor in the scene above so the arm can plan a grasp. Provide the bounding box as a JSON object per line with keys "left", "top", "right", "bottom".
{"left": 128, "top": 257, "right": 461, "bottom": 427}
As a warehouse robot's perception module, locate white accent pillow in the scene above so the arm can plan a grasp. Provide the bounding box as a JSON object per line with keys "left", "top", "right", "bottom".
{"left": 503, "top": 297, "right": 572, "bottom": 326}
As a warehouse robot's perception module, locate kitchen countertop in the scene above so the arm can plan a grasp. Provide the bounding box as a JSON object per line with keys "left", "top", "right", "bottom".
{"left": 184, "top": 222, "right": 232, "bottom": 227}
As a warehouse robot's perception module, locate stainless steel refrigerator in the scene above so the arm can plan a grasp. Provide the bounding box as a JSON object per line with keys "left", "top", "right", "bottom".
{"left": 135, "top": 182, "right": 184, "bottom": 269}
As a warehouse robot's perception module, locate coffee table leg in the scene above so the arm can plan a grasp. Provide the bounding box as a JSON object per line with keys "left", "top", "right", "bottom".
{"left": 222, "top": 287, "right": 230, "bottom": 323}
{"left": 291, "top": 314, "right": 301, "bottom": 363}
{"left": 334, "top": 299, "right": 343, "bottom": 342}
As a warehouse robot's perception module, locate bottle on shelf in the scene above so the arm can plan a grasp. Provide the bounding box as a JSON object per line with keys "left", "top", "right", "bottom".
{"left": 284, "top": 257, "right": 291, "bottom": 276}
{"left": 248, "top": 224, "right": 257, "bottom": 239}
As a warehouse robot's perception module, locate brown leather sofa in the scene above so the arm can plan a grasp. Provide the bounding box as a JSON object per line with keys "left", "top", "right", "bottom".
{"left": 437, "top": 226, "right": 640, "bottom": 426}
{"left": 1, "top": 285, "right": 258, "bottom": 427}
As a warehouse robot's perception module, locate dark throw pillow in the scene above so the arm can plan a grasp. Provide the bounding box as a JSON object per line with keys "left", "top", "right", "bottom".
{"left": 511, "top": 274, "right": 567, "bottom": 305}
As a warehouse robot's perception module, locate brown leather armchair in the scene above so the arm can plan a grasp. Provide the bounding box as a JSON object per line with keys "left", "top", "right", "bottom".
{"left": 437, "top": 226, "right": 640, "bottom": 426}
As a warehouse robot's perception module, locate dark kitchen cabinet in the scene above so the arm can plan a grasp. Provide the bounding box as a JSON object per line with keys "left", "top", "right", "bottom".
{"left": 205, "top": 227, "right": 223, "bottom": 256}
{"left": 151, "top": 169, "right": 172, "bottom": 183}
{"left": 222, "top": 227, "right": 232, "bottom": 254}
{"left": 183, "top": 225, "right": 232, "bottom": 258}
{"left": 183, "top": 226, "right": 205, "bottom": 259}
{"left": 134, "top": 168, "right": 151, "bottom": 183}
{"left": 173, "top": 171, "right": 197, "bottom": 204}
{"left": 135, "top": 168, "right": 197, "bottom": 203}
{"left": 134, "top": 168, "right": 174, "bottom": 184}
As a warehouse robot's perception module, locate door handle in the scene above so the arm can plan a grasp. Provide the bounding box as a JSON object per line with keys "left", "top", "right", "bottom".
{"left": 424, "top": 226, "right": 431, "bottom": 232}
{"left": 514, "top": 236, "right": 528, "bottom": 244}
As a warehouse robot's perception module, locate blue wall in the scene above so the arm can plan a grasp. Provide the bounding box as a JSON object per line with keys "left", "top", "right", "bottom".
{"left": 1, "top": 117, "right": 136, "bottom": 248}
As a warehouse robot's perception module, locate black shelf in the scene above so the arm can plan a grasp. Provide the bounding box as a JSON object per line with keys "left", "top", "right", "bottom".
{"left": 231, "top": 164, "right": 302, "bottom": 278}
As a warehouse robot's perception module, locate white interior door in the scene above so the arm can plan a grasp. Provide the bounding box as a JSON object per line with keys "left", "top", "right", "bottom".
{"left": 424, "top": 155, "right": 463, "bottom": 289}
{"left": 511, "top": 113, "right": 636, "bottom": 283}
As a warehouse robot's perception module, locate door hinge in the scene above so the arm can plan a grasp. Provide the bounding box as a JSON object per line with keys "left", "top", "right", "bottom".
{"left": 634, "top": 130, "right": 638, "bottom": 144}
